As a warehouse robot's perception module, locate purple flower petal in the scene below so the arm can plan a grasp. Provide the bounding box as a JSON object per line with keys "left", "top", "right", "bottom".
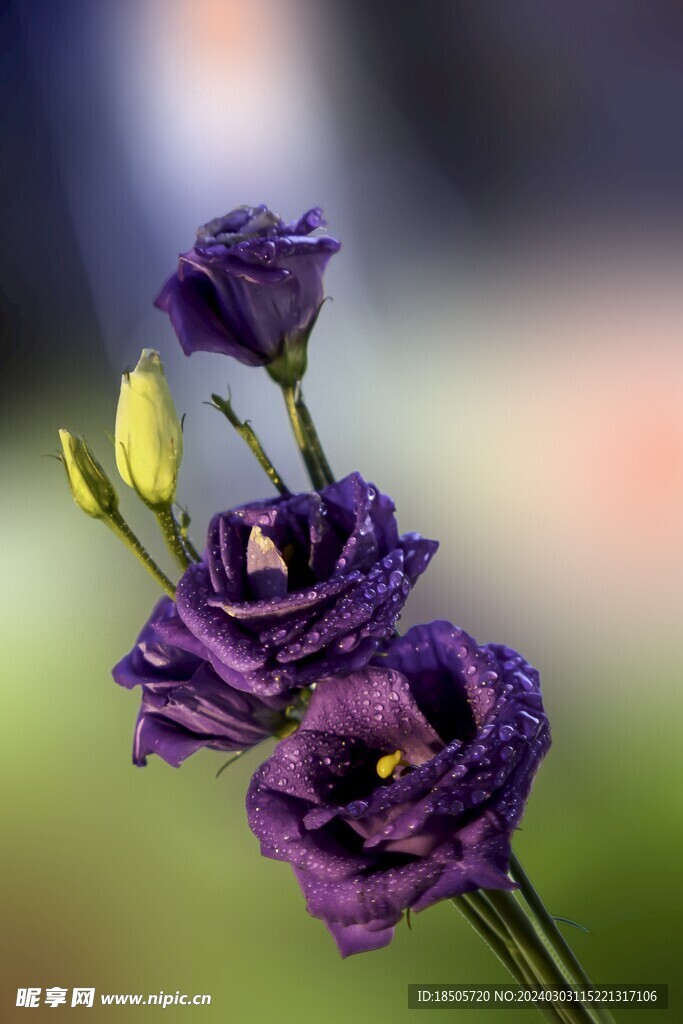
{"left": 324, "top": 921, "right": 395, "bottom": 958}
{"left": 155, "top": 204, "right": 340, "bottom": 367}
{"left": 113, "top": 598, "right": 285, "bottom": 766}
{"left": 246, "top": 621, "right": 550, "bottom": 955}
{"left": 175, "top": 474, "right": 436, "bottom": 695}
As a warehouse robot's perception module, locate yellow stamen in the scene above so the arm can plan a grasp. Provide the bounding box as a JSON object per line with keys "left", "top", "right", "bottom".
{"left": 376, "top": 749, "right": 403, "bottom": 779}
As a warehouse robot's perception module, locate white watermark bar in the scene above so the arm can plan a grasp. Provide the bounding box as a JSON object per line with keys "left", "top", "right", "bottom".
{"left": 407, "top": 985, "right": 668, "bottom": 1010}
{"left": 15, "top": 988, "right": 211, "bottom": 1009}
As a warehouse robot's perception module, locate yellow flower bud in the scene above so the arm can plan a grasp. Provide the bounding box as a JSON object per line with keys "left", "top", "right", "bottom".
{"left": 59, "top": 430, "right": 119, "bottom": 519}
{"left": 115, "top": 349, "right": 183, "bottom": 507}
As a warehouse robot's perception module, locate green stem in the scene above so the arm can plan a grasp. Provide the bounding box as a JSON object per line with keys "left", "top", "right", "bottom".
{"left": 172, "top": 506, "right": 201, "bottom": 563}
{"left": 476, "top": 892, "right": 582, "bottom": 1024}
{"left": 464, "top": 890, "right": 515, "bottom": 947}
{"left": 485, "top": 890, "right": 596, "bottom": 1024}
{"left": 453, "top": 897, "right": 563, "bottom": 1024}
{"left": 281, "top": 385, "right": 328, "bottom": 490}
{"left": 452, "top": 897, "right": 527, "bottom": 984}
{"left": 510, "top": 854, "right": 616, "bottom": 1024}
{"left": 292, "top": 387, "right": 335, "bottom": 486}
{"left": 180, "top": 529, "right": 201, "bottom": 563}
{"left": 153, "top": 504, "right": 190, "bottom": 571}
{"left": 106, "top": 512, "right": 176, "bottom": 599}
{"left": 210, "top": 394, "right": 289, "bottom": 496}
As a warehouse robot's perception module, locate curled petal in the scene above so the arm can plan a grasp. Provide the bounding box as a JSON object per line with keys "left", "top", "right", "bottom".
{"left": 114, "top": 598, "right": 283, "bottom": 766}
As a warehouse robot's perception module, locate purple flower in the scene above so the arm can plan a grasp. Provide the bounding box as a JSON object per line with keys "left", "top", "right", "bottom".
{"left": 155, "top": 205, "right": 340, "bottom": 382}
{"left": 246, "top": 621, "right": 551, "bottom": 956}
{"left": 112, "top": 598, "right": 288, "bottom": 767}
{"left": 175, "top": 473, "right": 438, "bottom": 699}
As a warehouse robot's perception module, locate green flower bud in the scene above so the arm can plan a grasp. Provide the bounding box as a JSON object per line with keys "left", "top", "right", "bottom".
{"left": 59, "top": 430, "right": 119, "bottom": 519}
{"left": 115, "top": 349, "right": 183, "bottom": 507}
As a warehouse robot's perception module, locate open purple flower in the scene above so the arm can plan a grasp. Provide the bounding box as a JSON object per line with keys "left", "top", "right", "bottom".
{"left": 175, "top": 473, "right": 437, "bottom": 699}
{"left": 112, "top": 597, "right": 288, "bottom": 767}
{"left": 155, "top": 205, "right": 340, "bottom": 382}
{"left": 246, "top": 621, "right": 551, "bottom": 956}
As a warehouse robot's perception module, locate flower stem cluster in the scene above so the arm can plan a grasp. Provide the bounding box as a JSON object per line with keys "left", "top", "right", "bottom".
{"left": 55, "top": 203, "right": 615, "bottom": 1024}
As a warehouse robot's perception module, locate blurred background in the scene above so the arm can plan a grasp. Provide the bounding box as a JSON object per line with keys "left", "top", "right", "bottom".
{"left": 2, "top": 0, "right": 682, "bottom": 1020}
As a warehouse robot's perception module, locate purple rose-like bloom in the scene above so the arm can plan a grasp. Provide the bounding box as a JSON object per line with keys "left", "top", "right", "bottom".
{"left": 155, "top": 205, "right": 340, "bottom": 380}
{"left": 112, "top": 598, "right": 287, "bottom": 767}
{"left": 247, "top": 621, "right": 551, "bottom": 956}
{"left": 175, "top": 473, "right": 437, "bottom": 699}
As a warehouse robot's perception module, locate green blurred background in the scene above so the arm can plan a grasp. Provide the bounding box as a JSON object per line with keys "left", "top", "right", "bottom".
{"left": 3, "top": 1, "right": 683, "bottom": 1021}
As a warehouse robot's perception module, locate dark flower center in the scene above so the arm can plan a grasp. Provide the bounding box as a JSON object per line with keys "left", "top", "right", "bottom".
{"left": 321, "top": 742, "right": 388, "bottom": 810}
{"left": 411, "top": 667, "right": 477, "bottom": 746}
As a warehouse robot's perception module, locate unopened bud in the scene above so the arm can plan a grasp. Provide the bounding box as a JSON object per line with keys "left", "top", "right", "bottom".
{"left": 59, "top": 430, "right": 119, "bottom": 519}
{"left": 115, "top": 349, "right": 183, "bottom": 507}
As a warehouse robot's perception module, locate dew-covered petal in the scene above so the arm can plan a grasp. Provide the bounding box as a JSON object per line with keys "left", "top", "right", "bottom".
{"left": 381, "top": 621, "right": 501, "bottom": 734}
{"left": 208, "top": 572, "right": 359, "bottom": 623}
{"left": 399, "top": 533, "right": 440, "bottom": 585}
{"left": 152, "top": 612, "right": 213, "bottom": 663}
{"left": 300, "top": 669, "right": 441, "bottom": 764}
{"left": 275, "top": 551, "right": 408, "bottom": 663}
{"left": 181, "top": 246, "right": 291, "bottom": 286}
{"left": 329, "top": 473, "right": 382, "bottom": 573}
{"left": 245, "top": 617, "right": 550, "bottom": 956}
{"left": 156, "top": 204, "right": 339, "bottom": 364}
{"left": 247, "top": 744, "right": 374, "bottom": 879}
{"left": 307, "top": 499, "right": 343, "bottom": 580}
{"left": 174, "top": 474, "right": 437, "bottom": 696}
{"left": 176, "top": 564, "right": 269, "bottom": 673}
